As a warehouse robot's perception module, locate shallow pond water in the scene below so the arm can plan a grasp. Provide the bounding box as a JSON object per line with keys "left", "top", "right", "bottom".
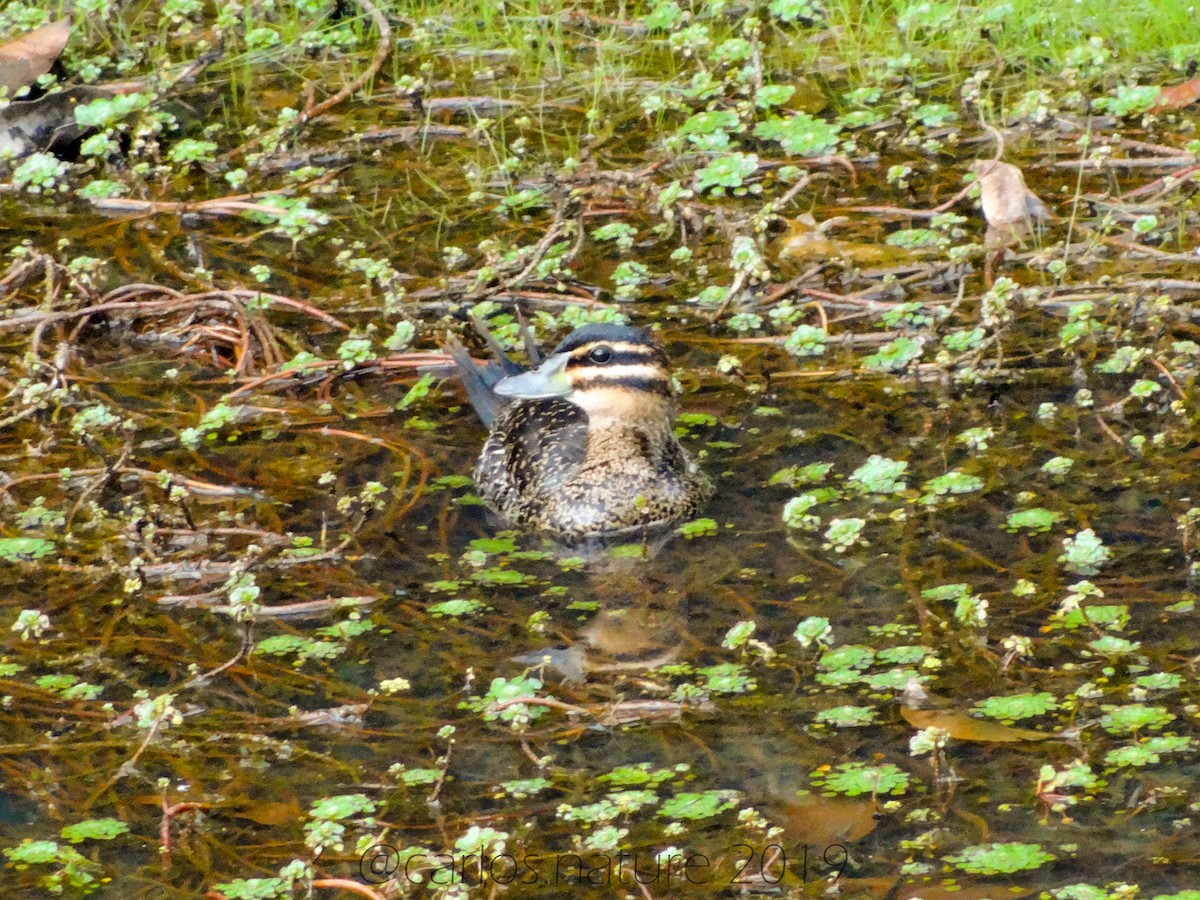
{"left": 4, "top": 3, "right": 1200, "bottom": 899}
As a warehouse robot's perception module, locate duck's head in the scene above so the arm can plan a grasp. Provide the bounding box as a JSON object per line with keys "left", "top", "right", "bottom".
{"left": 494, "top": 324, "right": 674, "bottom": 425}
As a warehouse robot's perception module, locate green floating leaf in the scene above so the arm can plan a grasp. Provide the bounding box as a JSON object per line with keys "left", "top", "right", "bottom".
{"left": 819, "top": 644, "right": 876, "bottom": 672}
{"left": 698, "top": 662, "right": 756, "bottom": 694}
{"left": 470, "top": 567, "right": 534, "bottom": 586}
{"left": 428, "top": 599, "right": 485, "bottom": 618}
{"left": 975, "top": 692, "right": 1059, "bottom": 722}
{"left": 1105, "top": 735, "right": 1193, "bottom": 768}
{"left": 813, "top": 762, "right": 910, "bottom": 797}
{"left": 1099, "top": 703, "right": 1175, "bottom": 734}
{"left": 815, "top": 705, "right": 878, "bottom": 727}
{"left": 1058, "top": 529, "right": 1111, "bottom": 575}
{"left": 309, "top": 794, "right": 376, "bottom": 821}
{"left": 1087, "top": 635, "right": 1140, "bottom": 655}
{"left": 770, "top": 461, "right": 833, "bottom": 487}
{"left": 885, "top": 228, "right": 941, "bottom": 249}
{"left": 1005, "top": 508, "right": 1064, "bottom": 533}
{"left": 863, "top": 336, "right": 924, "bottom": 371}
{"left": 946, "top": 841, "right": 1054, "bottom": 875}
{"left": 1134, "top": 672, "right": 1183, "bottom": 692}
{"left": 823, "top": 516, "right": 867, "bottom": 551}
{"left": 753, "top": 112, "right": 840, "bottom": 156}
{"left": 849, "top": 455, "right": 907, "bottom": 494}
{"left": 598, "top": 764, "right": 680, "bottom": 787}
{"left": 467, "top": 537, "right": 517, "bottom": 555}
{"left": 768, "top": 0, "right": 820, "bottom": 22}
{"left": 783, "top": 323, "right": 827, "bottom": 357}
{"left": 677, "top": 517, "right": 718, "bottom": 538}
{"left": 254, "top": 635, "right": 344, "bottom": 662}
{"left": 782, "top": 487, "right": 841, "bottom": 529}
{"left": 657, "top": 789, "right": 740, "bottom": 820}
{"left": 1050, "top": 602, "right": 1128, "bottom": 631}
{"left": 877, "top": 645, "right": 934, "bottom": 665}
{"left": 4, "top": 839, "right": 63, "bottom": 864}
{"left": 61, "top": 818, "right": 130, "bottom": 843}
{"left": 498, "top": 777, "right": 553, "bottom": 797}
{"left": 922, "top": 470, "right": 983, "bottom": 499}
{"left": 0, "top": 537, "right": 56, "bottom": 562}
{"left": 694, "top": 152, "right": 758, "bottom": 193}
{"left": 794, "top": 616, "right": 832, "bottom": 648}
{"left": 212, "top": 877, "right": 291, "bottom": 900}
{"left": 397, "top": 768, "right": 440, "bottom": 786}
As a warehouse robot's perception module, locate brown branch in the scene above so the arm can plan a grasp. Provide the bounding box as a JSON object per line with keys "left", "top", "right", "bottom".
{"left": 221, "top": 0, "right": 392, "bottom": 162}
{"left": 500, "top": 198, "right": 578, "bottom": 291}
{"left": 1048, "top": 156, "right": 1200, "bottom": 170}
{"left": 1094, "top": 412, "right": 1126, "bottom": 447}
{"left": 1122, "top": 163, "right": 1200, "bottom": 200}
{"left": 705, "top": 266, "right": 754, "bottom": 323}
{"left": 301, "top": 0, "right": 392, "bottom": 123}
{"left": 85, "top": 169, "right": 344, "bottom": 218}
{"left": 192, "top": 596, "right": 380, "bottom": 619}
{"left": 0, "top": 288, "right": 350, "bottom": 335}
{"left": 177, "top": 624, "right": 255, "bottom": 692}
{"left": 160, "top": 800, "right": 209, "bottom": 867}
{"left": 1149, "top": 356, "right": 1186, "bottom": 400}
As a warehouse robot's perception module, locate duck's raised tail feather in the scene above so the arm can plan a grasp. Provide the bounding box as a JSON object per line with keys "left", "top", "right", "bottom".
{"left": 445, "top": 315, "right": 532, "bottom": 427}
{"left": 443, "top": 340, "right": 501, "bottom": 426}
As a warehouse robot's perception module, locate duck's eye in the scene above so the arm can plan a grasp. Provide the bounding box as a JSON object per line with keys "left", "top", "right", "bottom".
{"left": 588, "top": 346, "right": 613, "bottom": 364}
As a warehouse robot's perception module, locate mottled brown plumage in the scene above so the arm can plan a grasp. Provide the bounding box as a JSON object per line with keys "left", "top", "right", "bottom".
{"left": 455, "top": 323, "right": 713, "bottom": 542}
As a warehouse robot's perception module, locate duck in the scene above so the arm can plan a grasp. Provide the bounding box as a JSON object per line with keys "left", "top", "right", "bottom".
{"left": 449, "top": 322, "right": 713, "bottom": 542}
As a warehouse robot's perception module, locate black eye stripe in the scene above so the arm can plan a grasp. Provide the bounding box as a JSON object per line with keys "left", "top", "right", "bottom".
{"left": 566, "top": 349, "right": 664, "bottom": 369}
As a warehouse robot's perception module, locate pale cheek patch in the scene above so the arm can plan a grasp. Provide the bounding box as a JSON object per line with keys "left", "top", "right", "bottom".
{"left": 571, "top": 387, "right": 669, "bottom": 423}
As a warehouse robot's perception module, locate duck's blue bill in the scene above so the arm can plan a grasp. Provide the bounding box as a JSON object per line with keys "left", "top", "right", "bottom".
{"left": 493, "top": 352, "right": 573, "bottom": 399}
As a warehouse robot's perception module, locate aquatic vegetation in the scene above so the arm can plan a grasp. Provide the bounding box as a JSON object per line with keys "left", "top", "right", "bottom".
{"left": 812, "top": 762, "right": 911, "bottom": 797}
{"left": 3, "top": 0, "right": 1200, "bottom": 896}
{"left": 946, "top": 841, "right": 1055, "bottom": 875}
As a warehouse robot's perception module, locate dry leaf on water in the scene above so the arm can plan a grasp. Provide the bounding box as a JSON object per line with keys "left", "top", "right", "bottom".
{"left": 900, "top": 677, "right": 1050, "bottom": 743}
{"left": 0, "top": 19, "right": 71, "bottom": 95}
{"left": 230, "top": 798, "right": 306, "bottom": 827}
{"left": 1152, "top": 76, "right": 1200, "bottom": 112}
{"left": 773, "top": 214, "right": 918, "bottom": 269}
{"left": 970, "top": 159, "right": 1052, "bottom": 228}
{"left": 768, "top": 795, "right": 879, "bottom": 846}
{"left": 901, "top": 706, "right": 1050, "bottom": 743}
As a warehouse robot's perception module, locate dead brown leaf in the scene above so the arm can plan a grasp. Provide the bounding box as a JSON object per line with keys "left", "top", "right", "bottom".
{"left": 773, "top": 215, "right": 918, "bottom": 268}
{"left": 768, "top": 795, "right": 879, "bottom": 845}
{"left": 902, "top": 706, "right": 1050, "bottom": 743}
{"left": 1152, "top": 77, "right": 1200, "bottom": 112}
{"left": 229, "top": 798, "right": 306, "bottom": 826}
{"left": 970, "top": 159, "right": 1052, "bottom": 228}
{"left": 0, "top": 19, "right": 71, "bottom": 95}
